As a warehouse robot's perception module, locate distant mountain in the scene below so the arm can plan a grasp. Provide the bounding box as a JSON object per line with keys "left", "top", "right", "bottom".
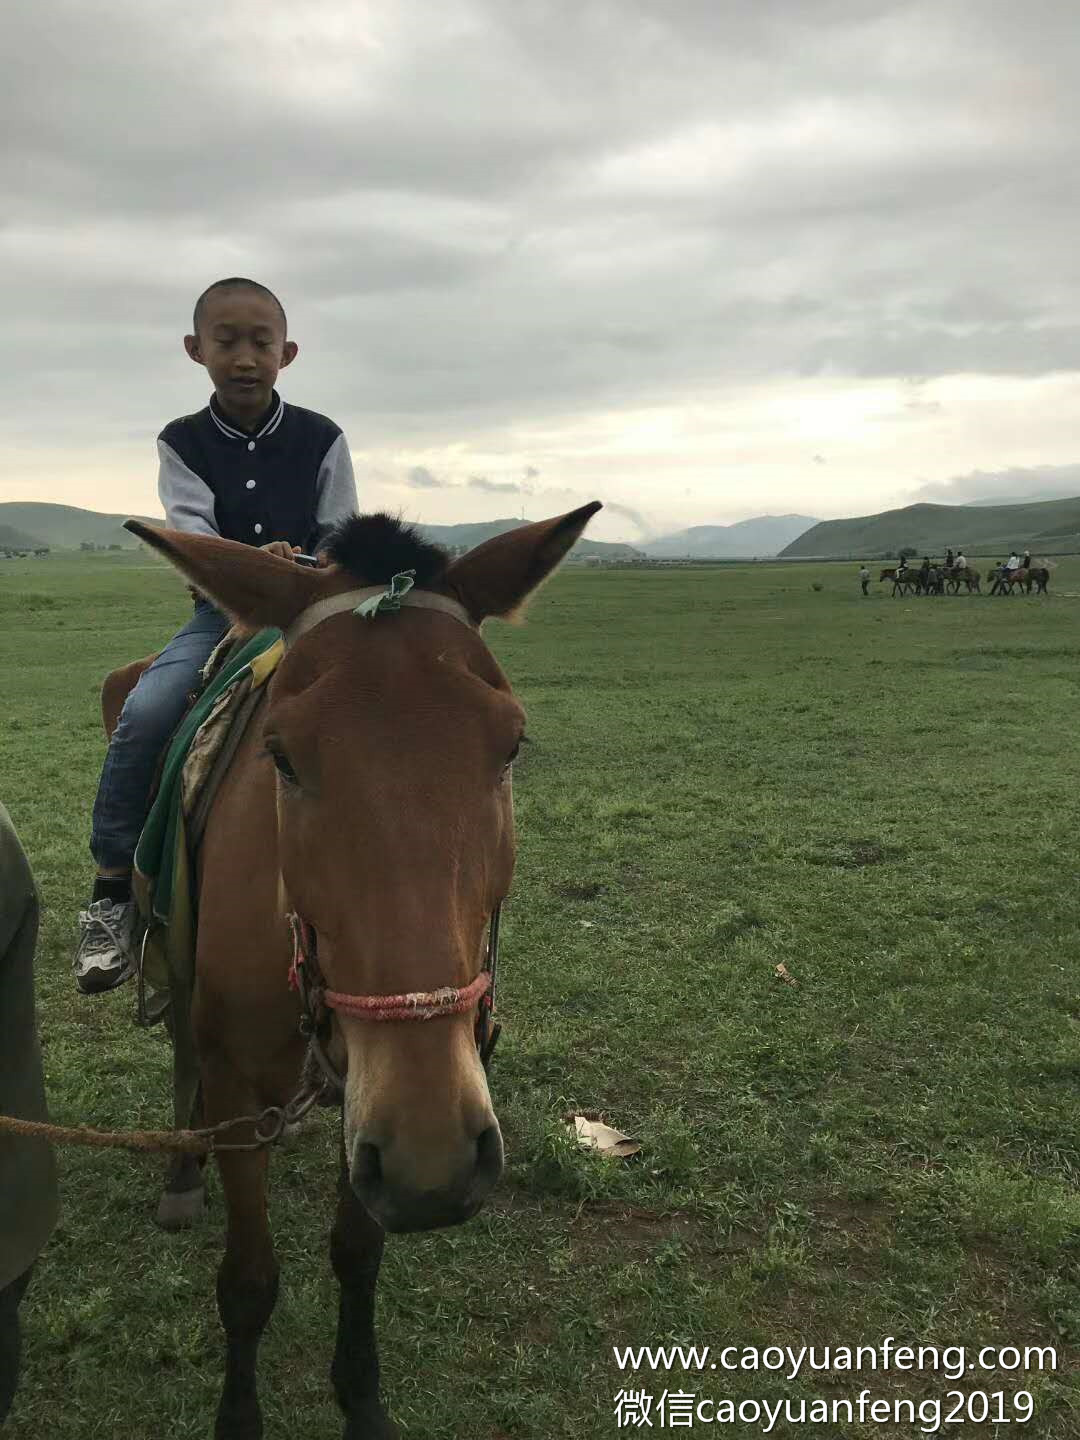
{"left": 415, "top": 517, "right": 641, "bottom": 559}
{"left": 643, "top": 514, "right": 819, "bottom": 558}
{"left": 0, "top": 504, "right": 642, "bottom": 560}
{"left": 963, "top": 494, "right": 1072, "bottom": 507}
{"left": 0, "top": 502, "right": 159, "bottom": 550}
{"left": 0, "top": 522, "right": 44, "bottom": 550}
{"left": 780, "top": 496, "right": 1080, "bottom": 558}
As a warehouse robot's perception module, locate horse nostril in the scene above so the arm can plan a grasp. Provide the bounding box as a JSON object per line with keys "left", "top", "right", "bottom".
{"left": 474, "top": 1124, "right": 504, "bottom": 1184}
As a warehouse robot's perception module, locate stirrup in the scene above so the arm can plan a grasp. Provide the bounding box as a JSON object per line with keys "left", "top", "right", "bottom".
{"left": 135, "top": 925, "right": 172, "bottom": 1029}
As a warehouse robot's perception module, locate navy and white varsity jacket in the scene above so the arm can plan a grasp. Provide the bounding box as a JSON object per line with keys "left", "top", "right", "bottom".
{"left": 157, "top": 391, "right": 357, "bottom": 552}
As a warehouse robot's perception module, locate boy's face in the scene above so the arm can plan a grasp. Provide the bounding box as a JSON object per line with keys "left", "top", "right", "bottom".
{"left": 184, "top": 289, "right": 298, "bottom": 427}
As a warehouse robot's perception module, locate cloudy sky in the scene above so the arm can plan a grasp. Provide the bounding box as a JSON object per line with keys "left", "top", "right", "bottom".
{"left": 3, "top": 0, "right": 1078, "bottom": 542}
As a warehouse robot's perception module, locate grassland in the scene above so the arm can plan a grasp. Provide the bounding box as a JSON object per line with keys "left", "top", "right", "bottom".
{"left": 1, "top": 550, "right": 1078, "bottom": 1438}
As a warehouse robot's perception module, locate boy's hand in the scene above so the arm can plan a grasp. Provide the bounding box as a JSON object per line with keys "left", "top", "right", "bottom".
{"left": 260, "top": 541, "right": 301, "bottom": 561}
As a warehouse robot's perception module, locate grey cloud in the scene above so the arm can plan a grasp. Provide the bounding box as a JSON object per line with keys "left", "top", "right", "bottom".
{"left": 911, "top": 463, "right": 1080, "bottom": 505}
{"left": 468, "top": 476, "right": 520, "bottom": 494}
{"left": 406, "top": 466, "right": 447, "bottom": 489}
{"left": 601, "top": 501, "right": 651, "bottom": 536}
{"left": 3, "top": 0, "right": 1080, "bottom": 495}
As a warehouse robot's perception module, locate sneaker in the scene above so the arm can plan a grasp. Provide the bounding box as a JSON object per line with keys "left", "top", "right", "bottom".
{"left": 73, "top": 897, "right": 142, "bottom": 994}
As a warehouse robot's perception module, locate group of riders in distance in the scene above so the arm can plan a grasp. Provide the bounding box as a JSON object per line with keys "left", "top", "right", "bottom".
{"left": 874, "top": 546, "right": 1052, "bottom": 597}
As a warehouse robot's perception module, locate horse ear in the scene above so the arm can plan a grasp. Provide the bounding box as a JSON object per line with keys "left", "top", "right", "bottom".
{"left": 124, "top": 521, "right": 323, "bottom": 631}
{"left": 441, "top": 502, "right": 603, "bottom": 623}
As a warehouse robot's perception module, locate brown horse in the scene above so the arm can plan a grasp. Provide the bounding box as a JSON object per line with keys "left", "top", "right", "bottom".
{"left": 879, "top": 566, "right": 918, "bottom": 596}
{"left": 942, "top": 565, "right": 980, "bottom": 594}
{"left": 991, "top": 566, "right": 1050, "bottom": 595}
{"left": 109, "top": 505, "right": 600, "bottom": 1439}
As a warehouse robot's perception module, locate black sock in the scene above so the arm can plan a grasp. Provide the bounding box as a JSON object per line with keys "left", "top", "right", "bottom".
{"left": 92, "top": 876, "right": 132, "bottom": 905}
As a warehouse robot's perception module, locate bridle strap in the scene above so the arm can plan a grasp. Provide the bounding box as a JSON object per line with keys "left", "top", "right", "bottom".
{"left": 288, "top": 907, "right": 503, "bottom": 1094}
{"left": 285, "top": 587, "right": 478, "bottom": 648}
{"left": 325, "top": 969, "right": 491, "bottom": 1022}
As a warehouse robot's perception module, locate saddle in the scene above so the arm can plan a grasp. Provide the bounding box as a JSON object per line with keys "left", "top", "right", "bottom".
{"left": 130, "top": 627, "right": 283, "bottom": 1127}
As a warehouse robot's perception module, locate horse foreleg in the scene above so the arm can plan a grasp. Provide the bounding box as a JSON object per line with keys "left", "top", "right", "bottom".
{"left": 331, "top": 1144, "right": 398, "bottom": 1440}
{"left": 158, "top": 1080, "right": 207, "bottom": 1231}
{"left": 208, "top": 1074, "right": 279, "bottom": 1440}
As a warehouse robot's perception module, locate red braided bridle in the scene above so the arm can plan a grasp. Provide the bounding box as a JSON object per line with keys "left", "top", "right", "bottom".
{"left": 287, "top": 910, "right": 501, "bottom": 1094}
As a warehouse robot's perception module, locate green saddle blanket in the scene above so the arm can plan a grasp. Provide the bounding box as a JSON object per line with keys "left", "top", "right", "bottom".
{"left": 130, "top": 625, "right": 283, "bottom": 1128}
{"left": 134, "top": 625, "right": 282, "bottom": 925}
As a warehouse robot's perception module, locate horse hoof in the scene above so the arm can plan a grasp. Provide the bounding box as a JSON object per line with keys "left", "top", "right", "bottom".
{"left": 343, "top": 1409, "right": 398, "bottom": 1440}
{"left": 156, "top": 1184, "right": 207, "bottom": 1231}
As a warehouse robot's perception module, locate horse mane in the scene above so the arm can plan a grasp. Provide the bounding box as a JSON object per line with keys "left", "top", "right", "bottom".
{"left": 325, "top": 512, "right": 449, "bottom": 587}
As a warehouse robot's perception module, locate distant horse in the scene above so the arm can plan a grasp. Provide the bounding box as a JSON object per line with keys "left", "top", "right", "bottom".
{"left": 106, "top": 504, "right": 600, "bottom": 1440}
{"left": 920, "top": 566, "right": 945, "bottom": 596}
{"left": 879, "top": 566, "right": 918, "bottom": 597}
{"left": 942, "top": 565, "right": 980, "bottom": 594}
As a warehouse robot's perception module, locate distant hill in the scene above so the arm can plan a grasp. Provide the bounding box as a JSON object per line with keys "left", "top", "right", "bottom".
{"left": 0, "top": 502, "right": 160, "bottom": 550}
{"left": 0, "top": 504, "right": 641, "bottom": 560}
{"left": 643, "top": 514, "right": 819, "bottom": 558}
{"left": 415, "top": 518, "right": 525, "bottom": 549}
{"left": 415, "top": 516, "right": 641, "bottom": 559}
{"left": 780, "top": 497, "right": 1080, "bottom": 558}
{"left": 0, "top": 522, "right": 44, "bottom": 550}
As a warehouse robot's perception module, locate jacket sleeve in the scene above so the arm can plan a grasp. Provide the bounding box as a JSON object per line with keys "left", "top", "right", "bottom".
{"left": 157, "top": 439, "right": 220, "bottom": 537}
{"left": 312, "top": 433, "right": 358, "bottom": 549}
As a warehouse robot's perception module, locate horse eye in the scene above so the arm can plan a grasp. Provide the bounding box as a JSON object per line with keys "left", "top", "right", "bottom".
{"left": 267, "top": 745, "right": 298, "bottom": 783}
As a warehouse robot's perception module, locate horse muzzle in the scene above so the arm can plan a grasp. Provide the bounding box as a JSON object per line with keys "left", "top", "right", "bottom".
{"left": 348, "top": 1121, "right": 504, "bottom": 1232}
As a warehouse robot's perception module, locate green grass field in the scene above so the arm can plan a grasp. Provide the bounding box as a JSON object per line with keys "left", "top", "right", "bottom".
{"left": 1, "top": 550, "right": 1078, "bottom": 1438}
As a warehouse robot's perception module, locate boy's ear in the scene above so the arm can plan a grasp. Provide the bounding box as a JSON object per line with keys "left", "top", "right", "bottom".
{"left": 280, "top": 340, "right": 298, "bottom": 368}
{"left": 184, "top": 334, "right": 204, "bottom": 365}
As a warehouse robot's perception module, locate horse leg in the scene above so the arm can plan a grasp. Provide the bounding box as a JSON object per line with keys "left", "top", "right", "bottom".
{"left": 158, "top": 1150, "right": 207, "bottom": 1230}
{"left": 158, "top": 1080, "right": 207, "bottom": 1231}
{"left": 331, "top": 1145, "right": 398, "bottom": 1439}
{"left": 208, "top": 1072, "right": 279, "bottom": 1440}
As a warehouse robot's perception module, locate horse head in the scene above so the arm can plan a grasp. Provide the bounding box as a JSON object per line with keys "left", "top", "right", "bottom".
{"left": 127, "top": 504, "right": 600, "bottom": 1232}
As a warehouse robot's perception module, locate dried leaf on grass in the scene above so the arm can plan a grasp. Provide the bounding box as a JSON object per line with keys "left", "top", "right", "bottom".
{"left": 568, "top": 1115, "right": 641, "bottom": 1159}
{"left": 774, "top": 963, "right": 798, "bottom": 986}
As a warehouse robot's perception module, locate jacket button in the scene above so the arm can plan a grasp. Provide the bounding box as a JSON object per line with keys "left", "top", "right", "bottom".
{"left": 248, "top": 441, "right": 255, "bottom": 451}
{"left": 254, "top": 523, "right": 263, "bottom": 535}
{"left": 246, "top": 479, "right": 256, "bottom": 490}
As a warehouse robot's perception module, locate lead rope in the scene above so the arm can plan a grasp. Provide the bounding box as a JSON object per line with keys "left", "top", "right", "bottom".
{"left": 0, "top": 1080, "right": 324, "bottom": 1157}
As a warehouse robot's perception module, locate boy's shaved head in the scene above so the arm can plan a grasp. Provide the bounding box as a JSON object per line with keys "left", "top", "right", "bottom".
{"left": 193, "top": 278, "right": 287, "bottom": 337}
{"left": 185, "top": 279, "right": 297, "bottom": 429}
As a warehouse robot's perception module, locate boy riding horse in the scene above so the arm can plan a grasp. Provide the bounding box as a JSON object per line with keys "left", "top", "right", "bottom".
{"left": 72, "top": 278, "right": 358, "bottom": 993}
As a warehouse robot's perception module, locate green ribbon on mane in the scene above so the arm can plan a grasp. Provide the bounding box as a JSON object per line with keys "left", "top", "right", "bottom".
{"left": 352, "top": 570, "right": 416, "bottom": 619}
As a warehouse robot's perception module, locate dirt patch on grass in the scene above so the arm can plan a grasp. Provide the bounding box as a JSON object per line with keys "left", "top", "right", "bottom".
{"left": 815, "top": 1193, "right": 890, "bottom": 1232}
{"left": 808, "top": 837, "right": 902, "bottom": 869}
{"left": 553, "top": 880, "right": 606, "bottom": 900}
{"left": 710, "top": 905, "right": 768, "bottom": 944}
{"left": 567, "top": 1203, "right": 755, "bottom": 1264}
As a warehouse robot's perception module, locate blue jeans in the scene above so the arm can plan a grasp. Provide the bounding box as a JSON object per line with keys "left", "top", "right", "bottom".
{"left": 91, "top": 601, "right": 231, "bottom": 872}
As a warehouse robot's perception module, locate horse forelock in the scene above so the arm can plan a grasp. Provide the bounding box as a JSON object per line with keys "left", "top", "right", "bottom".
{"left": 325, "top": 512, "right": 449, "bottom": 587}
